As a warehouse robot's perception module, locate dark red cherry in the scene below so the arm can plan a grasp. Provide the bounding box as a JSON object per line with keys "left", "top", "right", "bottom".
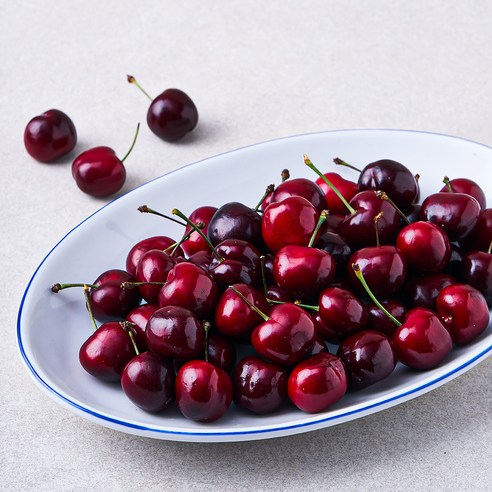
{"left": 348, "top": 246, "right": 408, "bottom": 299}
{"left": 121, "top": 352, "right": 175, "bottom": 413}
{"left": 251, "top": 303, "right": 316, "bottom": 366}
{"left": 420, "top": 192, "right": 481, "bottom": 241}
{"left": 262, "top": 196, "right": 319, "bottom": 253}
{"left": 392, "top": 308, "right": 453, "bottom": 370}
{"left": 321, "top": 213, "right": 345, "bottom": 234}
{"left": 79, "top": 321, "right": 137, "bottom": 382}
{"left": 461, "top": 251, "right": 492, "bottom": 306}
{"left": 126, "top": 235, "right": 182, "bottom": 277}
{"left": 135, "top": 249, "right": 175, "bottom": 304}
{"left": 187, "top": 249, "right": 213, "bottom": 272}
{"left": 271, "top": 177, "right": 327, "bottom": 215}
{"left": 437, "top": 283, "right": 490, "bottom": 345}
{"left": 440, "top": 177, "right": 486, "bottom": 210}
{"left": 315, "top": 231, "right": 352, "bottom": 273}
{"left": 206, "top": 333, "right": 237, "bottom": 373}
{"left": 207, "top": 202, "right": 263, "bottom": 248}
{"left": 146, "top": 306, "right": 205, "bottom": 360}
{"left": 233, "top": 356, "right": 288, "bottom": 414}
{"left": 273, "top": 245, "right": 335, "bottom": 301}
{"left": 158, "top": 262, "right": 218, "bottom": 318}
{"left": 444, "top": 244, "right": 466, "bottom": 277}
{"left": 125, "top": 304, "right": 159, "bottom": 352}
{"left": 288, "top": 353, "right": 347, "bottom": 413}
{"left": 396, "top": 221, "right": 451, "bottom": 274}
{"left": 24, "top": 109, "right": 77, "bottom": 162}
{"left": 265, "top": 284, "right": 293, "bottom": 303}
{"left": 318, "top": 287, "right": 369, "bottom": 338}
{"left": 367, "top": 299, "right": 407, "bottom": 337}
{"left": 459, "top": 209, "right": 492, "bottom": 252}
{"left": 316, "top": 172, "right": 358, "bottom": 215}
{"left": 405, "top": 203, "right": 421, "bottom": 224}
{"left": 311, "top": 311, "right": 343, "bottom": 344}
{"left": 175, "top": 360, "right": 232, "bottom": 422}
{"left": 357, "top": 159, "right": 419, "bottom": 211}
{"left": 337, "top": 330, "right": 396, "bottom": 390}
{"left": 404, "top": 273, "right": 456, "bottom": 309}
{"left": 180, "top": 206, "right": 218, "bottom": 257}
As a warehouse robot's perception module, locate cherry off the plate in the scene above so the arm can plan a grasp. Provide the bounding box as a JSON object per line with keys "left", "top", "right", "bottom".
{"left": 17, "top": 129, "right": 492, "bottom": 442}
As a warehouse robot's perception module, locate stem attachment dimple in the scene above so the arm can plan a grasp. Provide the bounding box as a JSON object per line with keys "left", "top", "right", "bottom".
{"left": 229, "top": 286, "right": 270, "bottom": 321}
{"left": 127, "top": 75, "right": 154, "bottom": 102}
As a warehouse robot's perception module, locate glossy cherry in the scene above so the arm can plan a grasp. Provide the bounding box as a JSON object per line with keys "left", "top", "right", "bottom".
{"left": 121, "top": 352, "right": 175, "bottom": 412}
{"left": 24, "top": 109, "right": 77, "bottom": 162}
{"left": 459, "top": 208, "right": 492, "bottom": 252}
{"left": 367, "top": 299, "right": 407, "bottom": 337}
{"left": 175, "top": 360, "right": 232, "bottom": 422}
{"left": 440, "top": 177, "right": 486, "bottom": 210}
{"left": 337, "top": 330, "right": 397, "bottom": 389}
{"left": 404, "top": 273, "right": 456, "bottom": 309}
{"left": 180, "top": 206, "right": 218, "bottom": 257}
{"left": 271, "top": 177, "right": 327, "bottom": 215}
{"left": 316, "top": 172, "right": 358, "bottom": 215}
{"left": 315, "top": 231, "right": 352, "bottom": 274}
{"left": 135, "top": 249, "right": 175, "bottom": 303}
{"left": 436, "top": 283, "right": 490, "bottom": 345}
{"left": 128, "top": 75, "right": 198, "bottom": 142}
{"left": 125, "top": 303, "right": 159, "bottom": 352}
{"left": 287, "top": 353, "right": 348, "bottom": 413}
{"left": 461, "top": 250, "right": 492, "bottom": 306}
{"left": 233, "top": 356, "right": 288, "bottom": 414}
{"left": 311, "top": 311, "right": 343, "bottom": 344}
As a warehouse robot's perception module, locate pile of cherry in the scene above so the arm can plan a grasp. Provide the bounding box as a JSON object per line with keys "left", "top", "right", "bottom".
{"left": 52, "top": 156, "right": 492, "bottom": 423}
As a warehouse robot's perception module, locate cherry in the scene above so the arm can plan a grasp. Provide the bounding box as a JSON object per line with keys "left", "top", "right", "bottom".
{"left": 135, "top": 249, "right": 175, "bottom": 304}
{"left": 287, "top": 353, "right": 348, "bottom": 413}
{"left": 146, "top": 306, "right": 205, "bottom": 359}
{"left": 311, "top": 311, "right": 343, "bottom": 344}
{"left": 175, "top": 360, "right": 232, "bottom": 422}
{"left": 128, "top": 75, "right": 198, "bottom": 142}
{"left": 437, "top": 283, "right": 490, "bottom": 345}
{"left": 271, "top": 177, "right": 327, "bottom": 215}
{"left": 309, "top": 334, "right": 329, "bottom": 355}
{"left": 459, "top": 208, "right": 492, "bottom": 252}
{"left": 444, "top": 244, "right": 466, "bottom": 277}
{"left": 180, "top": 206, "right": 218, "bottom": 257}
{"left": 315, "top": 172, "right": 358, "bottom": 215}
{"left": 405, "top": 203, "right": 421, "bottom": 224}
{"left": 440, "top": 176, "right": 487, "bottom": 210}
{"left": 24, "top": 109, "right": 77, "bottom": 162}
{"left": 337, "top": 330, "right": 397, "bottom": 390}
{"left": 126, "top": 235, "right": 183, "bottom": 277}
{"left": 367, "top": 299, "right": 407, "bottom": 337}
{"left": 121, "top": 352, "right": 175, "bottom": 413}
{"left": 461, "top": 248, "right": 492, "bottom": 306}
{"left": 315, "top": 231, "right": 352, "bottom": 274}
{"left": 233, "top": 356, "right": 288, "bottom": 414}
{"left": 321, "top": 213, "right": 345, "bottom": 234}
{"left": 79, "top": 321, "right": 138, "bottom": 382}
{"left": 158, "top": 262, "right": 218, "bottom": 318}
{"left": 125, "top": 303, "right": 159, "bottom": 352}
{"left": 205, "top": 333, "right": 237, "bottom": 373}
{"left": 396, "top": 221, "right": 451, "bottom": 274}
{"left": 72, "top": 124, "right": 139, "bottom": 197}
{"left": 262, "top": 196, "right": 319, "bottom": 253}
{"left": 420, "top": 192, "right": 480, "bottom": 241}
{"left": 404, "top": 273, "right": 456, "bottom": 309}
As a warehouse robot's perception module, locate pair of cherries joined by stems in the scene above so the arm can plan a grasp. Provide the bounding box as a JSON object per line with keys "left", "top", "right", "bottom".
{"left": 52, "top": 154, "right": 491, "bottom": 422}
{"left": 24, "top": 77, "right": 199, "bottom": 197}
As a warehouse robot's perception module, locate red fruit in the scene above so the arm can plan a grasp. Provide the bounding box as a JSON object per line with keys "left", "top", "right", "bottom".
{"left": 440, "top": 177, "right": 486, "bottom": 210}
{"left": 125, "top": 304, "right": 159, "bottom": 352}
{"left": 271, "top": 177, "right": 327, "bottom": 215}
{"left": 180, "top": 206, "right": 218, "bottom": 257}
{"left": 316, "top": 172, "right": 358, "bottom": 215}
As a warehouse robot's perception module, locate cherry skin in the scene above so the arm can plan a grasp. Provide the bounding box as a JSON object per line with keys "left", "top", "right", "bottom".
{"left": 337, "top": 330, "right": 397, "bottom": 390}
{"left": 158, "top": 262, "right": 218, "bottom": 318}
{"left": 262, "top": 196, "right": 319, "bottom": 253}
{"left": 396, "top": 221, "right": 451, "bottom": 274}
{"left": 251, "top": 303, "right": 316, "bottom": 366}
{"left": 444, "top": 244, "right": 466, "bottom": 277}
{"left": 312, "top": 311, "right": 343, "bottom": 344}
{"left": 437, "top": 284, "right": 490, "bottom": 345}
{"left": 367, "top": 299, "right": 407, "bottom": 337}
{"left": 273, "top": 245, "right": 335, "bottom": 301}
{"left": 175, "top": 360, "right": 232, "bottom": 422}
{"left": 24, "top": 109, "right": 77, "bottom": 162}
{"left": 404, "top": 273, "right": 456, "bottom": 309}
{"left": 121, "top": 352, "right": 175, "bottom": 413}
{"left": 459, "top": 208, "right": 492, "bottom": 252}
{"left": 440, "top": 177, "right": 487, "bottom": 210}
{"left": 315, "top": 231, "right": 352, "bottom": 274}
{"left": 392, "top": 308, "right": 453, "bottom": 370}
{"left": 461, "top": 251, "right": 492, "bottom": 306}
{"left": 79, "top": 321, "right": 137, "bottom": 382}
{"left": 288, "top": 353, "right": 348, "bottom": 413}
{"left": 180, "top": 206, "right": 218, "bottom": 257}
{"left": 125, "top": 303, "right": 159, "bottom": 352}
{"left": 316, "top": 172, "right": 358, "bottom": 215}
{"left": 233, "top": 356, "right": 288, "bottom": 414}
{"left": 420, "top": 192, "right": 481, "bottom": 241}
{"left": 271, "top": 177, "right": 327, "bottom": 215}
{"left": 135, "top": 249, "right": 175, "bottom": 304}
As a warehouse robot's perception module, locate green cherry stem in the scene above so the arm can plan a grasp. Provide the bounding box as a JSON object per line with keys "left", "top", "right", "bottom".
{"left": 254, "top": 184, "right": 275, "bottom": 211}
{"left": 51, "top": 283, "right": 97, "bottom": 292}
{"left": 121, "top": 281, "right": 166, "bottom": 290}
{"left": 304, "top": 154, "right": 356, "bottom": 215}
{"left": 229, "top": 286, "right": 270, "bottom": 322}
{"left": 138, "top": 205, "right": 186, "bottom": 227}
{"left": 488, "top": 240, "right": 492, "bottom": 255}
{"left": 443, "top": 176, "right": 454, "bottom": 192}
{"left": 333, "top": 157, "right": 362, "bottom": 173}
{"left": 374, "top": 212, "right": 383, "bottom": 248}
{"left": 260, "top": 255, "right": 268, "bottom": 298}
{"left": 352, "top": 263, "right": 402, "bottom": 327}
{"left": 164, "top": 223, "right": 205, "bottom": 256}
{"left": 375, "top": 190, "right": 410, "bottom": 224}
{"left": 127, "top": 75, "right": 154, "bottom": 102}
{"left": 83, "top": 284, "right": 99, "bottom": 332}
{"left": 308, "top": 210, "right": 328, "bottom": 247}
{"left": 266, "top": 298, "right": 319, "bottom": 312}
{"left": 203, "top": 321, "right": 211, "bottom": 362}
{"left": 172, "top": 208, "right": 223, "bottom": 262}
{"left": 120, "top": 321, "right": 140, "bottom": 356}
{"left": 120, "top": 123, "right": 140, "bottom": 163}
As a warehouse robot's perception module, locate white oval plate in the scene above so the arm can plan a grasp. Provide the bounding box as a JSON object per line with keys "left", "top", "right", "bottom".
{"left": 17, "top": 129, "right": 492, "bottom": 442}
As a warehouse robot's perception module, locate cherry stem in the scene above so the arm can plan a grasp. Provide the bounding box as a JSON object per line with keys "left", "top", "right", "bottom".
{"left": 165, "top": 223, "right": 205, "bottom": 256}
{"left": 83, "top": 285, "right": 99, "bottom": 332}
{"left": 415, "top": 174, "right": 420, "bottom": 184}
{"left": 120, "top": 321, "right": 140, "bottom": 356}
{"left": 488, "top": 240, "right": 492, "bottom": 255}
{"left": 267, "top": 298, "right": 319, "bottom": 311}
{"left": 254, "top": 184, "right": 275, "bottom": 211}
{"left": 120, "top": 123, "right": 140, "bottom": 163}
{"left": 308, "top": 210, "right": 328, "bottom": 247}
{"left": 260, "top": 255, "right": 268, "bottom": 298}
{"left": 443, "top": 176, "right": 454, "bottom": 192}
{"left": 172, "top": 208, "right": 223, "bottom": 262}
{"left": 229, "top": 286, "right": 270, "bottom": 321}
{"left": 121, "top": 281, "right": 166, "bottom": 290}
{"left": 138, "top": 205, "right": 186, "bottom": 227}
{"left": 203, "top": 321, "right": 211, "bottom": 362}
{"left": 375, "top": 191, "right": 410, "bottom": 224}
{"left": 333, "top": 157, "right": 362, "bottom": 173}
{"left": 351, "top": 263, "right": 402, "bottom": 327}
{"left": 127, "top": 75, "right": 153, "bottom": 102}
{"left": 51, "top": 283, "right": 98, "bottom": 292}
{"left": 281, "top": 169, "right": 290, "bottom": 182}
{"left": 374, "top": 211, "right": 383, "bottom": 248}
{"left": 304, "top": 154, "right": 356, "bottom": 215}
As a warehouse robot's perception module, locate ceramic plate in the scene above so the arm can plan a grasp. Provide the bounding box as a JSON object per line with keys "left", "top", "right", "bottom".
{"left": 17, "top": 129, "right": 492, "bottom": 442}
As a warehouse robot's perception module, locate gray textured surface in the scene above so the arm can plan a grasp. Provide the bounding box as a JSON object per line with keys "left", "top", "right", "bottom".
{"left": 2, "top": 1, "right": 492, "bottom": 490}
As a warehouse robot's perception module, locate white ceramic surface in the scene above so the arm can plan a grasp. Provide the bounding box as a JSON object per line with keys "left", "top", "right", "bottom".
{"left": 17, "top": 129, "right": 492, "bottom": 442}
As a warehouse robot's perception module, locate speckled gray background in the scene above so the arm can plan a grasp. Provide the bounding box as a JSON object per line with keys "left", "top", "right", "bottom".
{"left": 2, "top": 1, "right": 492, "bottom": 490}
